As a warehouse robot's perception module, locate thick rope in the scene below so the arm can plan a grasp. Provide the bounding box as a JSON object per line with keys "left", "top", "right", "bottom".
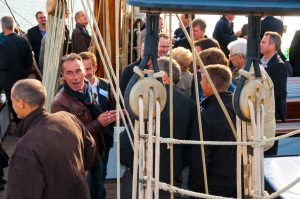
{"left": 177, "top": 14, "right": 209, "bottom": 194}
{"left": 115, "top": 1, "right": 121, "bottom": 199}
{"left": 158, "top": 181, "right": 234, "bottom": 199}
{"left": 154, "top": 100, "right": 161, "bottom": 199}
{"left": 264, "top": 176, "right": 300, "bottom": 199}
{"left": 168, "top": 13, "right": 175, "bottom": 199}
{"left": 236, "top": 117, "right": 242, "bottom": 198}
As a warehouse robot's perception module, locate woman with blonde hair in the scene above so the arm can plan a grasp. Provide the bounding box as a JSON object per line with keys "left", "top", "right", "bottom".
{"left": 171, "top": 47, "right": 193, "bottom": 97}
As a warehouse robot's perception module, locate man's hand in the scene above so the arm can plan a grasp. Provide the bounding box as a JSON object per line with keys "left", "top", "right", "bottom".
{"left": 97, "top": 111, "right": 116, "bottom": 127}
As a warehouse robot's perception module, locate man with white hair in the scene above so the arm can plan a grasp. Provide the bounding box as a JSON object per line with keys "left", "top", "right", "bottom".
{"left": 0, "top": 16, "right": 33, "bottom": 124}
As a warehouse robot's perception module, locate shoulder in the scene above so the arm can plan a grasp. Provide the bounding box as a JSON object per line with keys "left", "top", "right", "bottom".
{"left": 28, "top": 25, "right": 39, "bottom": 33}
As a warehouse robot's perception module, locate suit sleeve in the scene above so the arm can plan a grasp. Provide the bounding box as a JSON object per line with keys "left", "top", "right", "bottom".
{"left": 27, "top": 29, "right": 39, "bottom": 55}
{"left": 24, "top": 37, "right": 33, "bottom": 71}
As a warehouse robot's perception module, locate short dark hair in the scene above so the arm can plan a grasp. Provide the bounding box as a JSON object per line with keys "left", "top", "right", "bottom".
{"left": 264, "top": 31, "right": 282, "bottom": 51}
{"left": 35, "top": 11, "right": 44, "bottom": 19}
{"left": 194, "top": 38, "right": 220, "bottom": 51}
{"left": 183, "top": 14, "right": 195, "bottom": 20}
{"left": 79, "top": 52, "right": 97, "bottom": 66}
{"left": 192, "top": 18, "right": 206, "bottom": 30}
{"left": 205, "top": 64, "right": 232, "bottom": 92}
{"left": 199, "top": 48, "right": 229, "bottom": 66}
{"left": 1, "top": 16, "right": 14, "bottom": 31}
{"left": 12, "top": 79, "right": 46, "bottom": 107}
{"left": 60, "top": 53, "right": 82, "bottom": 72}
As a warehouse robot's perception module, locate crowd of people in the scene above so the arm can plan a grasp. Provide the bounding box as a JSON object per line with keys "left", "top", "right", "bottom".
{"left": 0, "top": 10, "right": 298, "bottom": 198}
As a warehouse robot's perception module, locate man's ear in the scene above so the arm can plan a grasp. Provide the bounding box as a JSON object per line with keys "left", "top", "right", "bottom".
{"left": 18, "top": 99, "right": 25, "bottom": 109}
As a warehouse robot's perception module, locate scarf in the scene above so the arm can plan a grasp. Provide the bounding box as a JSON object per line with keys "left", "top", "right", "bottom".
{"left": 63, "top": 80, "right": 103, "bottom": 119}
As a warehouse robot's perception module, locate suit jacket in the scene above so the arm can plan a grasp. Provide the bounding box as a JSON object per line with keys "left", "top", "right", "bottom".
{"left": 213, "top": 16, "right": 237, "bottom": 57}
{"left": 94, "top": 78, "right": 115, "bottom": 148}
{"left": 264, "top": 53, "right": 287, "bottom": 121}
{"left": 289, "top": 30, "right": 300, "bottom": 76}
{"left": 189, "top": 92, "right": 237, "bottom": 197}
{"left": 27, "top": 25, "right": 43, "bottom": 65}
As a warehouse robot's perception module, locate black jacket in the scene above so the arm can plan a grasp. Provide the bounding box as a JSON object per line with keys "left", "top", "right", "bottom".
{"left": 260, "top": 16, "right": 284, "bottom": 39}
{"left": 188, "top": 92, "right": 237, "bottom": 197}
{"left": 27, "top": 25, "right": 43, "bottom": 65}
{"left": 213, "top": 16, "right": 237, "bottom": 57}
{"left": 95, "top": 78, "right": 115, "bottom": 148}
{"left": 0, "top": 33, "right": 32, "bottom": 90}
{"left": 289, "top": 30, "right": 300, "bottom": 76}
{"left": 71, "top": 23, "right": 91, "bottom": 54}
{"left": 120, "top": 59, "right": 141, "bottom": 96}
{"left": 120, "top": 85, "right": 196, "bottom": 183}
{"left": 265, "top": 53, "right": 287, "bottom": 121}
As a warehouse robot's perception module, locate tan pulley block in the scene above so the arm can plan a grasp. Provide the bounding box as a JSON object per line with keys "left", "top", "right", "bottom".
{"left": 129, "top": 67, "right": 167, "bottom": 119}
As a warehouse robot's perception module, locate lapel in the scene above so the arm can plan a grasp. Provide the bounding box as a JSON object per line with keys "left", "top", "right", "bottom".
{"left": 96, "top": 78, "right": 109, "bottom": 111}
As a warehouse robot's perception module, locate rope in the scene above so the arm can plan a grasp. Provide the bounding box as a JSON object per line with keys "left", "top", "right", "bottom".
{"left": 158, "top": 181, "right": 234, "bottom": 199}
{"left": 154, "top": 100, "right": 161, "bottom": 199}
{"left": 264, "top": 176, "right": 300, "bottom": 199}
{"left": 115, "top": 1, "right": 121, "bottom": 199}
{"left": 236, "top": 117, "right": 242, "bottom": 199}
{"left": 168, "top": 13, "right": 175, "bottom": 199}
{"left": 177, "top": 14, "right": 209, "bottom": 194}
{"left": 175, "top": 14, "right": 237, "bottom": 140}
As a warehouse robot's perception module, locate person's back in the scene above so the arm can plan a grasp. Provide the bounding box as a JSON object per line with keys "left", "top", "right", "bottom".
{"left": 188, "top": 64, "right": 237, "bottom": 197}
{"left": 8, "top": 111, "right": 94, "bottom": 199}
{"left": 0, "top": 33, "right": 32, "bottom": 89}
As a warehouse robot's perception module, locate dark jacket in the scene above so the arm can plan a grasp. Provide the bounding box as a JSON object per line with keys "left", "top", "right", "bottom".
{"left": 95, "top": 77, "right": 115, "bottom": 148}
{"left": 71, "top": 23, "right": 91, "bottom": 53}
{"left": 0, "top": 33, "right": 32, "bottom": 90}
{"left": 264, "top": 53, "right": 287, "bottom": 121}
{"left": 289, "top": 30, "right": 300, "bottom": 76}
{"left": 173, "top": 26, "right": 190, "bottom": 49}
{"left": 260, "top": 16, "right": 284, "bottom": 39}
{"left": 120, "top": 59, "right": 141, "bottom": 95}
{"left": 7, "top": 108, "right": 96, "bottom": 199}
{"left": 27, "top": 25, "right": 44, "bottom": 65}
{"left": 213, "top": 16, "right": 237, "bottom": 57}
{"left": 188, "top": 92, "right": 237, "bottom": 197}
{"left": 120, "top": 85, "right": 196, "bottom": 183}
{"left": 51, "top": 88, "right": 105, "bottom": 156}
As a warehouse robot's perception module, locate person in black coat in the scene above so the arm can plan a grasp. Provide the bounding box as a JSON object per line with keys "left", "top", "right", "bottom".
{"left": 72, "top": 11, "right": 91, "bottom": 53}
{"left": 0, "top": 16, "right": 33, "bottom": 124}
{"left": 120, "top": 57, "right": 197, "bottom": 199}
{"left": 27, "top": 11, "right": 46, "bottom": 67}
{"left": 173, "top": 14, "right": 194, "bottom": 48}
{"left": 260, "top": 31, "right": 287, "bottom": 121}
{"left": 188, "top": 64, "right": 237, "bottom": 197}
{"left": 289, "top": 30, "right": 300, "bottom": 76}
{"left": 213, "top": 15, "right": 241, "bottom": 57}
{"left": 260, "top": 16, "right": 284, "bottom": 39}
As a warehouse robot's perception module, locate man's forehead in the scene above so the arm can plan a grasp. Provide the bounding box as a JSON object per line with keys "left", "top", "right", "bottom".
{"left": 63, "top": 60, "right": 83, "bottom": 70}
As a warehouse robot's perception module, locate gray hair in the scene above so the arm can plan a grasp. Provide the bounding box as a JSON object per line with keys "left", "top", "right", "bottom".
{"left": 1, "top": 16, "right": 15, "bottom": 31}
{"left": 227, "top": 39, "right": 247, "bottom": 58}
{"left": 12, "top": 79, "right": 47, "bottom": 107}
{"left": 158, "top": 57, "right": 181, "bottom": 84}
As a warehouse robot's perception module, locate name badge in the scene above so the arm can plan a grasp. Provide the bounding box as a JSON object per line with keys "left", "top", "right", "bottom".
{"left": 99, "top": 89, "right": 108, "bottom": 98}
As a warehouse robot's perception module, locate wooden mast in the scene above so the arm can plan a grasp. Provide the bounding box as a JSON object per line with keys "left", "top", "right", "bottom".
{"left": 93, "top": 0, "right": 121, "bottom": 78}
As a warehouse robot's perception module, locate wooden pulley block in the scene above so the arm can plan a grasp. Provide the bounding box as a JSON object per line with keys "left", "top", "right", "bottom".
{"left": 46, "top": 0, "right": 56, "bottom": 15}
{"left": 238, "top": 69, "right": 271, "bottom": 120}
{"left": 129, "top": 69, "right": 167, "bottom": 119}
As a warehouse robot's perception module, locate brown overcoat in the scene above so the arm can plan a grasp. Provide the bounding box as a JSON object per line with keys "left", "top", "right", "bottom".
{"left": 7, "top": 108, "right": 97, "bottom": 199}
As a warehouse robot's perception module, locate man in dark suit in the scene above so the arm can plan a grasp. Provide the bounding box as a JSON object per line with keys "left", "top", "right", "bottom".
{"left": 80, "top": 51, "right": 115, "bottom": 199}
{"left": 0, "top": 16, "right": 33, "bottom": 124}
{"left": 260, "top": 31, "right": 287, "bottom": 121}
{"left": 260, "top": 16, "right": 284, "bottom": 39}
{"left": 289, "top": 30, "right": 300, "bottom": 76}
{"left": 213, "top": 15, "right": 241, "bottom": 57}
{"left": 27, "top": 11, "right": 46, "bottom": 67}
{"left": 120, "top": 57, "right": 196, "bottom": 199}
{"left": 172, "top": 14, "right": 194, "bottom": 48}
